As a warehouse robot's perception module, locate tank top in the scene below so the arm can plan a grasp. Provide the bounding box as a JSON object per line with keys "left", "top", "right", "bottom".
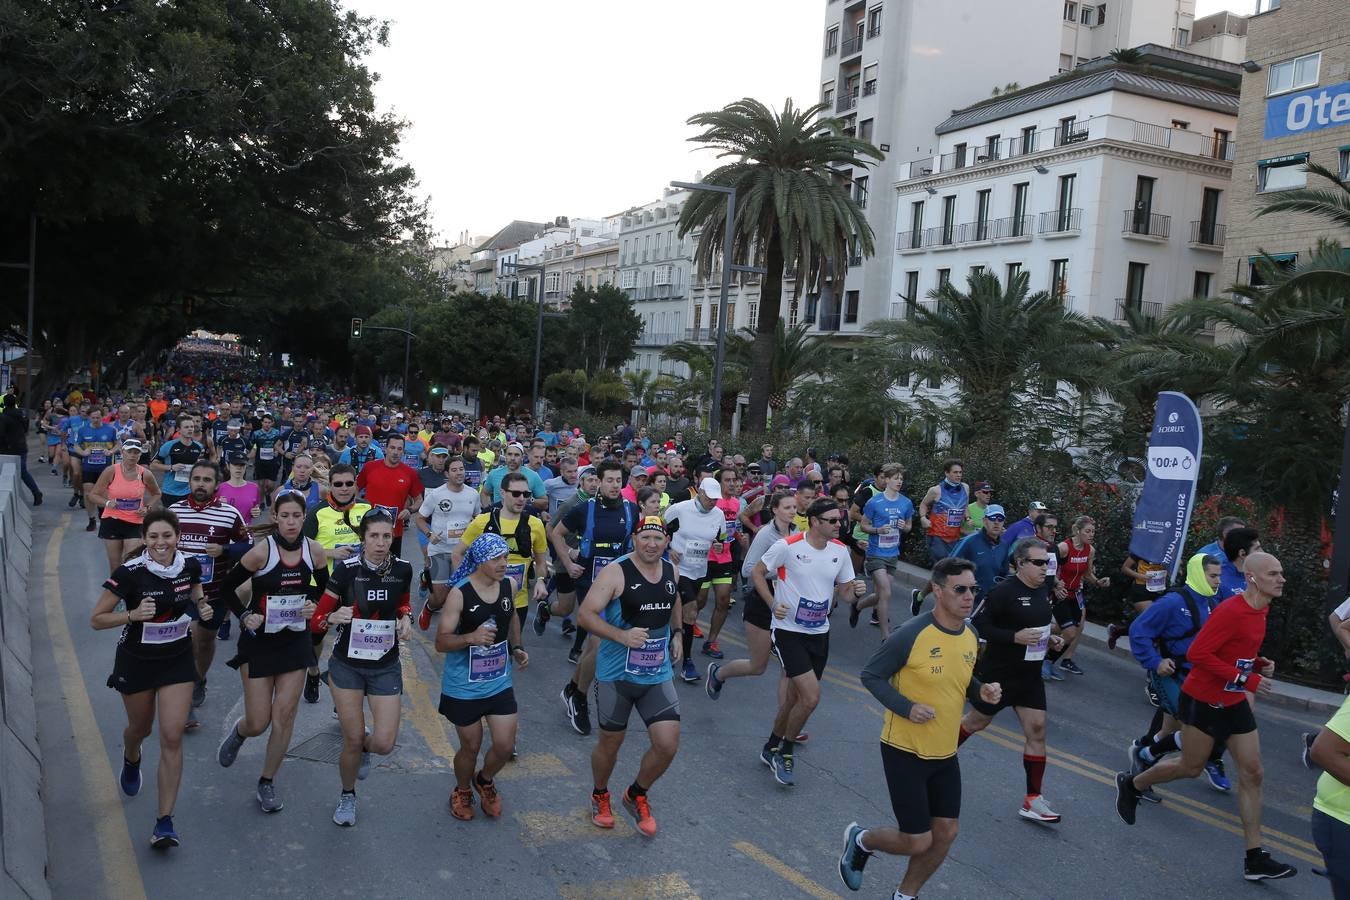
{"left": 327, "top": 555, "right": 414, "bottom": 667}
{"left": 103, "top": 464, "right": 147, "bottom": 524}
{"left": 1059, "top": 540, "right": 1092, "bottom": 594}
{"left": 928, "top": 481, "right": 968, "bottom": 541}
{"left": 596, "top": 556, "right": 678, "bottom": 685}
{"left": 440, "top": 577, "right": 516, "bottom": 699}
{"left": 249, "top": 537, "right": 317, "bottom": 634}
{"left": 708, "top": 497, "right": 742, "bottom": 564}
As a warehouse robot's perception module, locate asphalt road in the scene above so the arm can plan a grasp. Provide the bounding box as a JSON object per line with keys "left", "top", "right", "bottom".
{"left": 25, "top": 464, "right": 1334, "bottom": 899}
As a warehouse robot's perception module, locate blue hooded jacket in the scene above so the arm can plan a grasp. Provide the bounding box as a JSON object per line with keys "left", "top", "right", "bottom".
{"left": 1129, "top": 553, "right": 1219, "bottom": 674}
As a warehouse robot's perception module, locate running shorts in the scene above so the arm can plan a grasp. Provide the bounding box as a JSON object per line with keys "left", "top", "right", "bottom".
{"left": 881, "top": 743, "right": 961, "bottom": 834}
{"left": 98, "top": 517, "right": 143, "bottom": 541}
{"left": 968, "top": 669, "right": 1046, "bottom": 715}
{"left": 107, "top": 645, "right": 197, "bottom": 695}
{"left": 928, "top": 537, "right": 958, "bottom": 563}
{"left": 771, "top": 629, "right": 829, "bottom": 680}
{"left": 327, "top": 654, "right": 402, "bottom": 697}
{"left": 427, "top": 553, "right": 453, "bottom": 584}
{"left": 438, "top": 687, "right": 518, "bottom": 727}
{"left": 1051, "top": 595, "right": 1083, "bottom": 631}
{"left": 702, "top": 559, "right": 735, "bottom": 587}
{"left": 594, "top": 678, "right": 680, "bottom": 732}
{"left": 864, "top": 556, "right": 898, "bottom": 575}
{"left": 741, "top": 584, "right": 772, "bottom": 630}
{"left": 1177, "top": 693, "right": 1256, "bottom": 740}
{"left": 677, "top": 576, "right": 702, "bottom": 606}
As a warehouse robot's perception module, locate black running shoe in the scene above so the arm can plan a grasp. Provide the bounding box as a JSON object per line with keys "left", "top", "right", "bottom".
{"left": 304, "top": 671, "right": 320, "bottom": 704}
{"left": 848, "top": 602, "right": 861, "bottom": 628}
{"left": 1244, "top": 849, "right": 1296, "bottom": 881}
{"left": 909, "top": 589, "right": 922, "bottom": 617}
{"left": 1114, "top": 772, "right": 1139, "bottom": 825}
{"left": 533, "top": 599, "right": 551, "bottom": 637}
{"left": 192, "top": 679, "right": 207, "bottom": 709}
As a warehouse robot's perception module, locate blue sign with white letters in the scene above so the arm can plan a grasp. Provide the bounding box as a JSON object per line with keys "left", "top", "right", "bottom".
{"left": 1128, "top": 392, "right": 1203, "bottom": 578}
{"left": 1264, "top": 81, "right": 1350, "bottom": 140}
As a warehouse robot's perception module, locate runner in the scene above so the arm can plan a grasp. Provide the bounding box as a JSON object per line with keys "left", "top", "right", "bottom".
{"left": 338, "top": 424, "right": 384, "bottom": 469}
{"left": 310, "top": 509, "right": 413, "bottom": 826}
{"left": 949, "top": 505, "right": 1009, "bottom": 598}
{"left": 219, "top": 456, "right": 263, "bottom": 525}
{"left": 663, "top": 478, "right": 728, "bottom": 685}
{"left": 249, "top": 413, "right": 283, "bottom": 505}
{"left": 1043, "top": 515, "right": 1108, "bottom": 680}
{"left": 700, "top": 466, "right": 747, "bottom": 659}
{"left": 751, "top": 498, "right": 865, "bottom": 786}
{"left": 280, "top": 453, "right": 323, "bottom": 511}
{"left": 90, "top": 509, "right": 207, "bottom": 849}
{"left": 216, "top": 493, "right": 326, "bottom": 814}
{"left": 1108, "top": 551, "right": 1171, "bottom": 649}
{"left": 958, "top": 537, "right": 1065, "bottom": 824}
{"left": 435, "top": 534, "right": 530, "bottom": 821}
{"left": 280, "top": 412, "right": 309, "bottom": 482}
{"left": 453, "top": 471, "right": 549, "bottom": 633}
{"left": 540, "top": 464, "right": 600, "bottom": 643}
{"left": 74, "top": 404, "right": 118, "bottom": 531}
{"left": 87, "top": 438, "right": 160, "bottom": 574}
{"left": 214, "top": 419, "right": 249, "bottom": 466}
{"left": 1309, "top": 697, "right": 1350, "bottom": 894}
{"left": 356, "top": 434, "right": 423, "bottom": 557}
{"left": 912, "top": 460, "right": 969, "bottom": 616}
{"left": 579, "top": 516, "right": 682, "bottom": 838}
{"left": 1115, "top": 552, "right": 1297, "bottom": 882}
{"left": 415, "top": 453, "right": 481, "bottom": 629}
{"left": 852, "top": 464, "right": 914, "bottom": 637}
{"left": 1001, "top": 501, "right": 1049, "bottom": 547}
{"left": 839, "top": 557, "right": 1001, "bottom": 897}
{"left": 962, "top": 482, "right": 993, "bottom": 535}
{"left": 152, "top": 417, "right": 206, "bottom": 507}
{"left": 481, "top": 442, "right": 547, "bottom": 511}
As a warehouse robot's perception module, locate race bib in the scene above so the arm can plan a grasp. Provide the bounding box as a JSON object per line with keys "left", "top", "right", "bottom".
{"left": 505, "top": 563, "right": 526, "bottom": 591}
{"left": 624, "top": 637, "right": 669, "bottom": 677}
{"left": 1045, "top": 554, "right": 1058, "bottom": 577}
{"left": 114, "top": 497, "right": 141, "bottom": 512}
{"left": 592, "top": 556, "right": 614, "bottom": 580}
{"left": 403, "top": 453, "right": 421, "bottom": 466}
{"left": 1146, "top": 569, "right": 1167, "bottom": 592}
{"left": 263, "top": 593, "right": 307, "bottom": 633}
{"left": 684, "top": 538, "right": 710, "bottom": 564}
{"left": 1224, "top": 657, "right": 1256, "bottom": 693}
{"left": 142, "top": 613, "right": 191, "bottom": 645}
{"left": 945, "top": 510, "right": 964, "bottom": 527}
{"left": 465, "top": 468, "right": 482, "bottom": 487}
{"left": 877, "top": 525, "right": 900, "bottom": 550}
{"left": 1024, "top": 625, "right": 1052, "bottom": 661}
{"left": 86, "top": 450, "right": 108, "bottom": 466}
{"left": 793, "top": 597, "right": 830, "bottom": 629}
{"left": 468, "top": 640, "right": 509, "bottom": 682}
{"left": 348, "top": 617, "right": 396, "bottom": 661}
{"left": 374, "top": 504, "right": 399, "bottom": 519}
{"left": 172, "top": 467, "right": 189, "bottom": 484}
{"left": 193, "top": 554, "right": 215, "bottom": 583}
{"left": 259, "top": 447, "right": 275, "bottom": 460}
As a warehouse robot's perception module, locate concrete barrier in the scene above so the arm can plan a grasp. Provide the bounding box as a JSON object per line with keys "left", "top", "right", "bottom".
{"left": 0, "top": 455, "right": 49, "bottom": 900}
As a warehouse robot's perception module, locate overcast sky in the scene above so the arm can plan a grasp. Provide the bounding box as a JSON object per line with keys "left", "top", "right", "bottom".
{"left": 346, "top": 0, "right": 1245, "bottom": 244}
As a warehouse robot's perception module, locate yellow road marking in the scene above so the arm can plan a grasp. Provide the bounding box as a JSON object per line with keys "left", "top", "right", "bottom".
{"left": 558, "top": 872, "right": 698, "bottom": 899}
{"left": 42, "top": 527, "right": 148, "bottom": 899}
{"left": 515, "top": 808, "right": 632, "bottom": 845}
{"left": 495, "top": 751, "right": 572, "bottom": 781}
{"left": 713, "top": 627, "right": 1321, "bottom": 862}
{"left": 733, "top": 841, "right": 842, "bottom": 900}
{"left": 398, "top": 639, "right": 456, "bottom": 764}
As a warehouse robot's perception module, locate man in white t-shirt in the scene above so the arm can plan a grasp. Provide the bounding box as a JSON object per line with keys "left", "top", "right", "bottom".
{"left": 414, "top": 453, "right": 481, "bottom": 628}
{"left": 664, "top": 478, "right": 727, "bottom": 685}
{"left": 752, "top": 496, "right": 864, "bottom": 787}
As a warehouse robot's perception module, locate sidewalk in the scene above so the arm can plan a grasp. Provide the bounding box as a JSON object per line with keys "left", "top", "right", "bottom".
{"left": 891, "top": 560, "right": 1343, "bottom": 717}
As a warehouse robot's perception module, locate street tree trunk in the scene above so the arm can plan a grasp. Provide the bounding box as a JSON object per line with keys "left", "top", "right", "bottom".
{"left": 743, "top": 236, "right": 784, "bottom": 433}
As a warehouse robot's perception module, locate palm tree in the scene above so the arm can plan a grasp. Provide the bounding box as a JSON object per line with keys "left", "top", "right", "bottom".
{"left": 1257, "top": 162, "right": 1350, "bottom": 232}
{"left": 622, "top": 369, "right": 676, "bottom": 425}
{"left": 866, "top": 270, "right": 1100, "bottom": 446}
{"left": 679, "top": 98, "right": 881, "bottom": 432}
{"left": 661, "top": 339, "right": 747, "bottom": 427}
{"left": 762, "top": 320, "right": 838, "bottom": 416}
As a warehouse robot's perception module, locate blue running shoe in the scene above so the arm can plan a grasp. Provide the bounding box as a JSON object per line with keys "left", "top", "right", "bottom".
{"left": 1204, "top": 760, "right": 1232, "bottom": 792}
{"left": 705, "top": 662, "right": 724, "bottom": 700}
{"left": 838, "top": 822, "right": 870, "bottom": 892}
{"left": 771, "top": 751, "right": 795, "bottom": 786}
{"left": 681, "top": 660, "right": 699, "bottom": 684}
{"left": 150, "top": 816, "right": 179, "bottom": 849}
{"left": 120, "top": 757, "right": 142, "bottom": 797}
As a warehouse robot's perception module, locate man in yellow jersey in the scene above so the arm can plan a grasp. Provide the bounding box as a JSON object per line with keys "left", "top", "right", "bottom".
{"left": 453, "top": 471, "right": 548, "bottom": 630}
{"left": 838, "top": 557, "right": 1001, "bottom": 899}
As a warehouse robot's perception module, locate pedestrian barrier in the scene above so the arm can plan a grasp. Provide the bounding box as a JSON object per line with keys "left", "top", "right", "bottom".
{"left": 0, "top": 454, "right": 50, "bottom": 900}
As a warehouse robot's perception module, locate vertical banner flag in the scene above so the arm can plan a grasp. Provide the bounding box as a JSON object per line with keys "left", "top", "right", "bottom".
{"left": 1128, "top": 391, "right": 1203, "bottom": 579}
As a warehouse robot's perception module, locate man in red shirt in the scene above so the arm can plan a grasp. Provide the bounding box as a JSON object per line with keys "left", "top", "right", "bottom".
{"left": 1114, "top": 551, "right": 1296, "bottom": 882}
{"left": 357, "top": 434, "right": 424, "bottom": 557}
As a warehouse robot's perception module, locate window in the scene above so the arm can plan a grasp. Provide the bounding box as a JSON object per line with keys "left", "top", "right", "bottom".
{"left": 953, "top": 142, "right": 968, "bottom": 168}
{"left": 1267, "top": 52, "right": 1320, "bottom": 95}
{"left": 1213, "top": 128, "right": 1232, "bottom": 159}
{"left": 937, "top": 268, "right": 951, "bottom": 288}
{"left": 1341, "top": 148, "right": 1350, "bottom": 182}
{"left": 1198, "top": 187, "right": 1221, "bottom": 244}
{"left": 1176, "top": 27, "right": 1189, "bottom": 47}
{"left": 1249, "top": 253, "right": 1295, "bottom": 287}
{"left": 726, "top": 303, "right": 736, "bottom": 329}
{"left": 1258, "top": 155, "right": 1308, "bottom": 192}
{"left": 708, "top": 303, "right": 718, "bottom": 330}
{"left": 941, "top": 196, "right": 956, "bottom": 244}
{"left": 909, "top": 201, "right": 924, "bottom": 248}
{"left": 1097, "top": 3, "right": 1107, "bottom": 25}
{"left": 1056, "top": 173, "right": 1076, "bottom": 229}
{"left": 1125, "top": 261, "right": 1147, "bottom": 303}
{"left": 854, "top": 176, "right": 869, "bottom": 208}
{"left": 975, "top": 189, "right": 992, "bottom": 239}
{"left": 845, "top": 290, "right": 860, "bottom": 323}
{"left": 859, "top": 118, "right": 874, "bottom": 142}
{"left": 788, "top": 300, "right": 799, "bottom": 327}
{"left": 825, "top": 26, "right": 839, "bottom": 55}
{"left": 1171, "top": 119, "right": 1189, "bottom": 130}
{"left": 903, "top": 271, "right": 919, "bottom": 307}
{"left": 1006, "top": 262, "right": 1023, "bottom": 283}
{"left": 693, "top": 305, "right": 702, "bottom": 330}
{"left": 1058, "top": 115, "right": 1080, "bottom": 144}
{"left": 867, "top": 5, "right": 882, "bottom": 37}
{"left": 621, "top": 239, "right": 629, "bottom": 264}
{"left": 643, "top": 235, "right": 650, "bottom": 261}
{"left": 1193, "top": 271, "right": 1213, "bottom": 298}
{"left": 653, "top": 265, "right": 672, "bottom": 286}
{"left": 822, "top": 82, "right": 835, "bottom": 104}
{"left": 982, "top": 135, "right": 1000, "bottom": 161}
{"left": 1080, "top": 5, "right": 1093, "bottom": 24}
{"left": 1050, "top": 259, "right": 1069, "bottom": 299}
{"left": 1019, "top": 124, "right": 1037, "bottom": 155}
{"left": 544, "top": 272, "right": 561, "bottom": 293}
{"left": 1012, "top": 182, "right": 1029, "bottom": 233}
{"left": 747, "top": 301, "right": 759, "bottom": 330}
{"left": 970, "top": 265, "right": 984, "bottom": 278}
{"left": 621, "top": 269, "right": 637, "bottom": 289}
{"left": 1064, "top": 1, "right": 1077, "bottom": 21}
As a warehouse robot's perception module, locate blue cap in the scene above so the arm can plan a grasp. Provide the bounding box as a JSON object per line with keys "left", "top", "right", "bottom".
{"left": 984, "top": 504, "right": 1006, "bottom": 519}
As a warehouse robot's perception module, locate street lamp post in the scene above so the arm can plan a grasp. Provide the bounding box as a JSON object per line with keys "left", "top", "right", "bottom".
{"left": 355, "top": 317, "right": 417, "bottom": 403}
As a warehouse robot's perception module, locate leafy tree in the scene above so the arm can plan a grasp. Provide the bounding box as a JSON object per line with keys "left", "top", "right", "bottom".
{"left": 679, "top": 98, "right": 880, "bottom": 431}
{"left": 565, "top": 284, "right": 643, "bottom": 374}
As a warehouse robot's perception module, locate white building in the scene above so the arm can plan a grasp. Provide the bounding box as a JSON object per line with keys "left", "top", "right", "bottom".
{"left": 618, "top": 189, "right": 693, "bottom": 379}
{"left": 817, "top": 0, "right": 1202, "bottom": 335}
{"left": 889, "top": 45, "right": 1239, "bottom": 326}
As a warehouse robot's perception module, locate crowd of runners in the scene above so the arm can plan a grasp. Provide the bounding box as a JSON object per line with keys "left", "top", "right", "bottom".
{"left": 18, "top": 338, "right": 1350, "bottom": 899}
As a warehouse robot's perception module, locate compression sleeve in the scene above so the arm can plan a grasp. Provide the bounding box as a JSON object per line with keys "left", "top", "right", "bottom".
{"left": 301, "top": 508, "right": 320, "bottom": 540}
{"left": 220, "top": 562, "right": 254, "bottom": 616}
{"left": 310, "top": 562, "right": 329, "bottom": 600}
{"left": 859, "top": 618, "right": 923, "bottom": 719}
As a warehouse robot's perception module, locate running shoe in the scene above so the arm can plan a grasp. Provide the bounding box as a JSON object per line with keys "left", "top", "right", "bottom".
{"left": 759, "top": 745, "right": 775, "bottom": 768}
{"left": 418, "top": 569, "right": 431, "bottom": 605}
{"left": 417, "top": 600, "right": 434, "bottom": 631}
{"left": 216, "top": 618, "right": 231, "bottom": 641}
{"left": 1018, "top": 795, "right": 1061, "bottom": 823}
{"left": 304, "top": 671, "right": 320, "bottom": 704}
{"left": 1301, "top": 731, "right": 1317, "bottom": 770}
{"left": 474, "top": 775, "right": 502, "bottom": 818}
{"left": 1244, "top": 849, "right": 1296, "bottom": 881}
{"left": 333, "top": 791, "right": 357, "bottom": 827}
{"left": 449, "top": 787, "right": 475, "bottom": 820}
{"left": 85, "top": 518, "right": 95, "bottom": 532}
{"left": 32, "top": 493, "right": 41, "bottom": 506}
{"left": 681, "top": 660, "right": 699, "bottom": 684}
{"left": 533, "top": 599, "right": 551, "bottom": 636}
{"left": 1128, "top": 740, "right": 1152, "bottom": 776}
{"left": 705, "top": 662, "right": 724, "bottom": 700}
{"left": 691, "top": 622, "right": 704, "bottom": 639}
{"left": 1041, "top": 660, "right": 1064, "bottom": 681}
{"left": 217, "top": 719, "right": 245, "bottom": 767}
{"left": 910, "top": 589, "right": 923, "bottom": 617}
{"left": 1106, "top": 623, "right": 1124, "bottom": 650}
{"left": 68, "top": 494, "right": 79, "bottom": 508}
{"left": 794, "top": 732, "right": 810, "bottom": 743}
{"left": 701, "top": 640, "right": 723, "bottom": 659}
{"left": 185, "top": 715, "right": 200, "bottom": 732}
{"left": 869, "top": 610, "right": 880, "bottom": 628}
{"left": 591, "top": 790, "right": 615, "bottom": 829}
{"left": 1058, "top": 658, "right": 1085, "bottom": 676}
{"left": 1204, "top": 760, "right": 1232, "bottom": 792}
{"left": 1114, "top": 772, "right": 1140, "bottom": 825}
{"left": 561, "top": 618, "right": 576, "bottom": 638}
{"left": 192, "top": 679, "right": 207, "bottom": 709}
{"left": 150, "top": 816, "right": 179, "bottom": 849}
{"left": 1145, "top": 679, "right": 1161, "bottom": 708}
{"left": 838, "top": 822, "right": 871, "bottom": 892}
{"left": 771, "top": 751, "right": 795, "bottom": 786}
{"left": 256, "top": 780, "right": 283, "bottom": 814}
{"left": 567, "top": 647, "right": 581, "bottom": 665}
{"left": 120, "top": 757, "right": 142, "bottom": 797}
{"left": 561, "top": 683, "right": 591, "bottom": 736}
{"left": 848, "top": 601, "right": 861, "bottom": 628}
{"left": 622, "top": 789, "right": 657, "bottom": 837}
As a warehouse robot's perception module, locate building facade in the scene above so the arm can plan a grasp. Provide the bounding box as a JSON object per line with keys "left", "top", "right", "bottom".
{"left": 618, "top": 189, "right": 694, "bottom": 378}
{"left": 1222, "top": 0, "right": 1350, "bottom": 293}
{"left": 890, "top": 46, "right": 1240, "bottom": 326}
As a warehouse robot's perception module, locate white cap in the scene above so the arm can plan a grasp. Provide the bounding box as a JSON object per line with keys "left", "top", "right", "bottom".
{"left": 699, "top": 477, "right": 722, "bottom": 500}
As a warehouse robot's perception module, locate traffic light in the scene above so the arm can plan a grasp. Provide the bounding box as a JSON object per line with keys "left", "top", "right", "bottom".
{"left": 431, "top": 385, "right": 441, "bottom": 395}
{"left": 350, "top": 317, "right": 363, "bottom": 339}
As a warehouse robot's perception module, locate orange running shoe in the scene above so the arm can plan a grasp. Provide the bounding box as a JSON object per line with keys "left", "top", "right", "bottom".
{"left": 449, "top": 787, "right": 475, "bottom": 820}
{"left": 623, "top": 789, "right": 657, "bottom": 838}
{"left": 475, "top": 775, "right": 502, "bottom": 818}
{"left": 691, "top": 622, "right": 704, "bottom": 639}
{"left": 591, "top": 790, "right": 615, "bottom": 829}
{"left": 418, "top": 601, "right": 434, "bottom": 631}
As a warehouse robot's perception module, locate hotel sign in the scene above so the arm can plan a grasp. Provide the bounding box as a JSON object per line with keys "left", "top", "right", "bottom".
{"left": 1264, "top": 80, "right": 1350, "bottom": 139}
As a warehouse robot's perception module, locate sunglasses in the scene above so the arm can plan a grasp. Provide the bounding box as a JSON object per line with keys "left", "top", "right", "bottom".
{"left": 504, "top": 489, "right": 530, "bottom": 498}
{"left": 949, "top": 584, "right": 977, "bottom": 595}
{"left": 330, "top": 480, "right": 356, "bottom": 487}
{"left": 986, "top": 516, "right": 1006, "bottom": 522}
{"left": 1022, "top": 558, "right": 1049, "bottom": 566}
{"left": 817, "top": 515, "right": 844, "bottom": 525}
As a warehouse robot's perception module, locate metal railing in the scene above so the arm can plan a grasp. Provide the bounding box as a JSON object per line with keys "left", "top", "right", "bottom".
{"left": 817, "top": 312, "right": 843, "bottom": 331}
{"left": 836, "top": 92, "right": 858, "bottom": 113}
{"left": 862, "top": 81, "right": 877, "bottom": 96}
{"left": 824, "top": 41, "right": 838, "bottom": 57}
{"left": 868, "top": 24, "right": 881, "bottom": 38}
{"left": 1038, "top": 208, "right": 1082, "bottom": 234}
{"left": 636, "top": 332, "right": 681, "bottom": 347}
{"left": 890, "top": 300, "right": 918, "bottom": 320}
{"left": 848, "top": 254, "right": 862, "bottom": 266}
{"left": 1189, "top": 220, "right": 1226, "bottom": 247}
{"left": 1123, "top": 210, "right": 1171, "bottom": 239}
{"left": 624, "top": 284, "right": 683, "bottom": 301}
{"left": 684, "top": 327, "right": 715, "bottom": 342}
{"left": 840, "top": 35, "right": 864, "bottom": 56}
{"left": 853, "top": 194, "right": 867, "bottom": 209}
{"left": 1115, "top": 298, "right": 1163, "bottom": 321}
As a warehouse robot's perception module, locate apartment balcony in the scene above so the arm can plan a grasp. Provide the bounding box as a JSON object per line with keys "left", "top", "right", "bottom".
{"left": 836, "top": 91, "right": 858, "bottom": 113}
{"left": 1038, "top": 208, "right": 1082, "bottom": 237}
{"left": 1122, "top": 210, "right": 1171, "bottom": 242}
{"left": 684, "top": 327, "right": 715, "bottom": 343}
{"left": 1115, "top": 298, "right": 1164, "bottom": 322}
{"left": 840, "top": 35, "right": 864, "bottom": 57}
{"left": 624, "top": 284, "right": 683, "bottom": 301}
{"left": 636, "top": 332, "right": 681, "bottom": 347}
{"left": 469, "top": 249, "right": 497, "bottom": 272}
{"left": 817, "top": 312, "right": 843, "bottom": 332}
{"left": 1189, "top": 220, "right": 1226, "bottom": 250}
